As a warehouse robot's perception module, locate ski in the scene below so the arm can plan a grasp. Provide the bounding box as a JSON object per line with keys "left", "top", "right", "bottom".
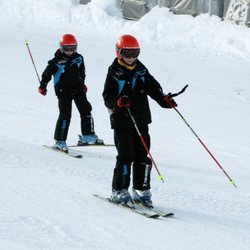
{"left": 93, "top": 194, "right": 159, "bottom": 219}
{"left": 42, "top": 145, "right": 83, "bottom": 159}
{"left": 136, "top": 203, "right": 174, "bottom": 217}
{"left": 69, "top": 143, "right": 115, "bottom": 147}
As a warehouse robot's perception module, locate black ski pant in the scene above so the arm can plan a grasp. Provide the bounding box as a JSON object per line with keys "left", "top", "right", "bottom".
{"left": 112, "top": 125, "right": 152, "bottom": 191}
{"left": 54, "top": 93, "right": 95, "bottom": 141}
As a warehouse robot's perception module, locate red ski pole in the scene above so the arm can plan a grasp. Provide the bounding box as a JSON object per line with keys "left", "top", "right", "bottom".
{"left": 25, "top": 40, "right": 41, "bottom": 83}
{"left": 127, "top": 107, "right": 164, "bottom": 183}
{"left": 165, "top": 87, "right": 237, "bottom": 188}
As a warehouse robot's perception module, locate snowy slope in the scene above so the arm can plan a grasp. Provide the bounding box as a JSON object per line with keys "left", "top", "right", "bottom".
{"left": 0, "top": 0, "right": 250, "bottom": 249}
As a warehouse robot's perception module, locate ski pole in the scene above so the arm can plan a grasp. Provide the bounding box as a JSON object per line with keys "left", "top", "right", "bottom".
{"left": 25, "top": 40, "right": 41, "bottom": 83}
{"left": 127, "top": 107, "right": 164, "bottom": 183}
{"left": 165, "top": 87, "right": 237, "bottom": 188}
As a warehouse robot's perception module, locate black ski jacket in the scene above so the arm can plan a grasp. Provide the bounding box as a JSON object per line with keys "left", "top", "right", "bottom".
{"left": 103, "top": 58, "right": 168, "bottom": 129}
{"left": 40, "top": 49, "right": 85, "bottom": 98}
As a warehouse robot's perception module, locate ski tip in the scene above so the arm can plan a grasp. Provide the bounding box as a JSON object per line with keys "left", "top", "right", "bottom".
{"left": 148, "top": 214, "right": 160, "bottom": 219}
{"left": 75, "top": 155, "right": 83, "bottom": 159}
{"left": 162, "top": 212, "right": 174, "bottom": 217}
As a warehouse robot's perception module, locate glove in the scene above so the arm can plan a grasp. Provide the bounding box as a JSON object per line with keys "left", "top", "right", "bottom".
{"left": 38, "top": 85, "right": 47, "bottom": 96}
{"left": 83, "top": 84, "right": 88, "bottom": 93}
{"left": 163, "top": 95, "right": 177, "bottom": 108}
{"left": 117, "top": 95, "right": 131, "bottom": 108}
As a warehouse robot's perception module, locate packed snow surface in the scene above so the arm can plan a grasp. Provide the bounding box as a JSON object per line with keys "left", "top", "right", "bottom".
{"left": 0, "top": 0, "right": 249, "bottom": 249}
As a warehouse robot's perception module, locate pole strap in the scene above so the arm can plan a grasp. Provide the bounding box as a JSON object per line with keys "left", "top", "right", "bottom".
{"left": 167, "top": 84, "right": 188, "bottom": 98}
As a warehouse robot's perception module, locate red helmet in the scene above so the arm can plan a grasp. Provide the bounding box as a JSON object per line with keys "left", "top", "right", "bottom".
{"left": 116, "top": 34, "right": 140, "bottom": 59}
{"left": 59, "top": 34, "right": 77, "bottom": 46}
{"left": 59, "top": 34, "right": 78, "bottom": 53}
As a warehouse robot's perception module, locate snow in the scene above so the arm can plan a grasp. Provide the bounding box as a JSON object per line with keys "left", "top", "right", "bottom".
{"left": 0, "top": 0, "right": 250, "bottom": 249}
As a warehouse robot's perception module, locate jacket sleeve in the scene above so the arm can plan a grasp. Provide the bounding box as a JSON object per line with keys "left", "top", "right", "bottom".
{"left": 40, "top": 59, "right": 58, "bottom": 86}
{"left": 147, "top": 71, "right": 172, "bottom": 108}
{"left": 102, "top": 67, "right": 118, "bottom": 110}
{"left": 146, "top": 70, "right": 168, "bottom": 108}
{"left": 79, "top": 55, "right": 86, "bottom": 84}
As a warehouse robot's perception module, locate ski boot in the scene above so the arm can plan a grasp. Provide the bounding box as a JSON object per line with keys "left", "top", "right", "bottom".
{"left": 110, "top": 189, "right": 133, "bottom": 207}
{"left": 132, "top": 188, "right": 153, "bottom": 208}
{"left": 52, "top": 140, "right": 68, "bottom": 153}
{"left": 77, "top": 134, "right": 104, "bottom": 146}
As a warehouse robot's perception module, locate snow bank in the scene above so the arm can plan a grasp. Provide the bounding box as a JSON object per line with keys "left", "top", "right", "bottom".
{"left": 1, "top": 0, "right": 250, "bottom": 60}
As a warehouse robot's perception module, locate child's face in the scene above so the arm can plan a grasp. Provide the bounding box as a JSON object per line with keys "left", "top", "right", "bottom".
{"left": 121, "top": 48, "right": 140, "bottom": 65}
{"left": 64, "top": 50, "right": 74, "bottom": 56}
{"left": 61, "top": 45, "right": 77, "bottom": 56}
{"left": 123, "top": 57, "right": 137, "bottom": 65}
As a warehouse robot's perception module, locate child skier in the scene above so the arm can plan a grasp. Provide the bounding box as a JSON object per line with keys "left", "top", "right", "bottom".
{"left": 102, "top": 34, "right": 177, "bottom": 207}
{"left": 38, "top": 34, "right": 103, "bottom": 151}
